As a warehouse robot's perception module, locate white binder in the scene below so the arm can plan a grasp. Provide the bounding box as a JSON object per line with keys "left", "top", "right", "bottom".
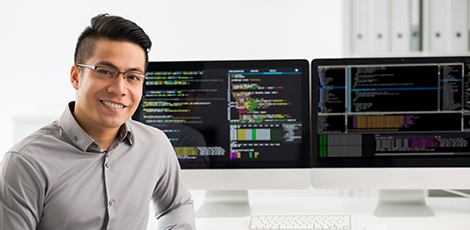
{"left": 449, "top": 0, "right": 468, "bottom": 51}
{"left": 391, "top": 0, "right": 410, "bottom": 52}
{"left": 370, "top": 0, "right": 390, "bottom": 53}
{"left": 352, "top": 0, "right": 369, "bottom": 53}
{"left": 429, "top": 0, "right": 448, "bottom": 52}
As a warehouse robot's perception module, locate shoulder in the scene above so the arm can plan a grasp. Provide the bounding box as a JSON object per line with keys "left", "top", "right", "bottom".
{"left": 126, "top": 120, "right": 176, "bottom": 165}
{"left": 126, "top": 120, "right": 172, "bottom": 147}
{"left": 127, "top": 119, "right": 165, "bottom": 137}
{"left": 8, "top": 120, "right": 61, "bottom": 155}
{"left": 2, "top": 121, "right": 60, "bottom": 186}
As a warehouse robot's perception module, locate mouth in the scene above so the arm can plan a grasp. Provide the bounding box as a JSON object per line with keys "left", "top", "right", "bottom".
{"left": 101, "top": 100, "right": 127, "bottom": 109}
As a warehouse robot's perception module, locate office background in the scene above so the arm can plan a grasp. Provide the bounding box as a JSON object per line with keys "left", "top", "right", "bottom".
{"left": 0, "top": 0, "right": 343, "bottom": 155}
{"left": 1, "top": 0, "right": 469, "bottom": 198}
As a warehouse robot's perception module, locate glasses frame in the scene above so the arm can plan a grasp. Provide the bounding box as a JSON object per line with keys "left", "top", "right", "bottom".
{"left": 77, "top": 64, "right": 147, "bottom": 84}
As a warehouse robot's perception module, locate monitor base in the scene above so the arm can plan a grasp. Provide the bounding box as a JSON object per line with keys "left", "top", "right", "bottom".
{"left": 373, "top": 189, "right": 435, "bottom": 217}
{"left": 196, "top": 190, "right": 251, "bottom": 217}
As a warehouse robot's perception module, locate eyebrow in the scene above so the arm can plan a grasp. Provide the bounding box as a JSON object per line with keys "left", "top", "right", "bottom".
{"left": 95, "top": 60, "right": 144, "bottom": 73}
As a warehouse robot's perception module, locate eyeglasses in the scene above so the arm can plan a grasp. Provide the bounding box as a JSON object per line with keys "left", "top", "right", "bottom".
{"left": 77, "top": 64, "right": 146, "bottom": 86}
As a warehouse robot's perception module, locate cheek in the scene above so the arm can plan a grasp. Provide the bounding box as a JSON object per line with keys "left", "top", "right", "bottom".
{"left": 125, "top": 87, "right": 141, "bottom": 109}
{"left": 132, "top": 88, "right": 143, "bottom": 102}
{"left": 78, "top": 81, "right": 102, "bottom": 102}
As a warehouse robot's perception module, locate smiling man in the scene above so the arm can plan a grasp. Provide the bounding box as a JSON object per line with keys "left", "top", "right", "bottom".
{"left": 0, "top": 14, "right": 196, "bottom": 230}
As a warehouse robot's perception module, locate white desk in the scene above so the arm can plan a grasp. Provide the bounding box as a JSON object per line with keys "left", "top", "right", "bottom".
{"left": 148, "top": 196, "right": 470, "bottom": 230}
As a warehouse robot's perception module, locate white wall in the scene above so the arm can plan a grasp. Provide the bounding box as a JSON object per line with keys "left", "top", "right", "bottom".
{"left": 0, "top": 0, "right": 344, "bottom": 155}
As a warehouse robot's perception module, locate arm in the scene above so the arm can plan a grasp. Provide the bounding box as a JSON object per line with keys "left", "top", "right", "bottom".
{"left": 0, "top": 152, "right": 44, "bottom": 230}
{"left": 151, "top": 148, "right": 196, "bottom": 230}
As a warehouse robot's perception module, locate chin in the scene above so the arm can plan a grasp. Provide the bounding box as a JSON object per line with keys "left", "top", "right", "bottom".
{"left": 102, "top": 118, "right": 128, "bottom": 128}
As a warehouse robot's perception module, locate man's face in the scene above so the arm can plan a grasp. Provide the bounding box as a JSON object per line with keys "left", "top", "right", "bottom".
{"left": 71, "top": 39, "right": 146, "bottom": 132}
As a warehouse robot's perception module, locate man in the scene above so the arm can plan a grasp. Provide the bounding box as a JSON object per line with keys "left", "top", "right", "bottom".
{"left": 0, "top": 14, "right": 196, "bottom": 230}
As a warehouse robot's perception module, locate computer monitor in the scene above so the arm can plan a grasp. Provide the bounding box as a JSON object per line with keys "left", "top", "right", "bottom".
{"left": 133, "top": 59, "right": 311, "bottom": 217}
{"left": 311, "top": 56, "right": 470, "bottom": 217}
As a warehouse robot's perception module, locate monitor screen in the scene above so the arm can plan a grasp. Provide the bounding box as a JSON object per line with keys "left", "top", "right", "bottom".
{"left": 311, "top": 56, "right": 470, "bottom": 168}
{"left": 311, "top": 56, "right": 470, "bottom": 217}
{"left": 133, "top": 60, "right": 310, "bottom": 170}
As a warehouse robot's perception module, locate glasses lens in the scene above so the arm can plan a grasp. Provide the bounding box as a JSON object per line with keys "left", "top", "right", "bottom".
{"left": 95, "top": 67, "right": 117, "bottom": 80}
{"left": 125, "top": 72, "right": 145, "bottom": 85}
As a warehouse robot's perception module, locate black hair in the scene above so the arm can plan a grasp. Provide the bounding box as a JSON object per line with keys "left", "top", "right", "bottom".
{"left": 74, "top": 13, "right": 152, "bottom": 69}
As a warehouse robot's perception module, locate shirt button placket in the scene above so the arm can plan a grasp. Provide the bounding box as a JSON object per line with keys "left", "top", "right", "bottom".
{"left": 104, "top": 150, "right": 110, "bottom": 169}
{"left": 103, "top": 150, "right": 116, "bottom": 228}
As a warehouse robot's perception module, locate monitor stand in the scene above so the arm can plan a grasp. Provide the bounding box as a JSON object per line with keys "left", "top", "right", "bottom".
{"left": 195, "top": 190, "right": 251, "bottom": 217}
{"left": 373, "top": 189, "right": 435, "bottom": 217}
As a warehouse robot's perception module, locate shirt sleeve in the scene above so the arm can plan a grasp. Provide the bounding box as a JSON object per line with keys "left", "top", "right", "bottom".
{"left": 151, "top": 144, "right": 196, "bottom": 230}
{"left": 0, "top": 152, "right": 45, "bottom": 230}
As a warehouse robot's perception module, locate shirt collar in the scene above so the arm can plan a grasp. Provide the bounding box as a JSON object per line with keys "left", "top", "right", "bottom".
{"left": 119, "top": 122, "right": 134, "bottom": 146}
{"left": 58, "top": 102, "right": 134, "bottom": 152}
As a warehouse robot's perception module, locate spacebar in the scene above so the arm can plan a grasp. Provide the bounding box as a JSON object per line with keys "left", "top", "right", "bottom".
{"left": 278, "top": 226, "right": 313, "bottom": 229}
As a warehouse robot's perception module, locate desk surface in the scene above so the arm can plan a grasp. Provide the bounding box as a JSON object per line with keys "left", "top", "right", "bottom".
{"left": 148, "top": 196, "right": 470, "bottom": 230}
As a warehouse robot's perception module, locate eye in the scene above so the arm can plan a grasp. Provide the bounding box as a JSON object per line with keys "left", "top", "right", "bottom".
{"left": 126, "top": 73, "right": 144, "bottom": 82}
{"left": 96, "top": 68, "right": 113, "bottom": 76}
{"left": 94, "top": 67, "right": 117, "bottom": 79}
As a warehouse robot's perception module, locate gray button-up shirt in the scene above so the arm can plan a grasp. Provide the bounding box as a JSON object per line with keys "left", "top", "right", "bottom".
{"left": 0, "top": 102, "right": 196, "bottom": 230}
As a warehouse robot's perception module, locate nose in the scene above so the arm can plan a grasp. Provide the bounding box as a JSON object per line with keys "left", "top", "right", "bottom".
{"left": 107, "top": 72, "right": 128, "bottom": 96}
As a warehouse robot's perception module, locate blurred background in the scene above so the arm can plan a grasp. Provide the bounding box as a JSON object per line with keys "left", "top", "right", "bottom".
{"left": 1, "top": 0, "right": 469, "bottom": 198}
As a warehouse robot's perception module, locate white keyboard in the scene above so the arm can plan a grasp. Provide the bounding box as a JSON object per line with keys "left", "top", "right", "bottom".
{"left": 249, "top": 215, "right": 351, "bottom": 229}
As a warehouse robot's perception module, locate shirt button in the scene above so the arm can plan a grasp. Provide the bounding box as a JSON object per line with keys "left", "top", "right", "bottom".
{"left": 109, "top": 200, "right": 114, "bottom": 206}
{"left": 74, "top": 136, "right": 78, "bottom": 141}
{"left": 105, "top": 163, "right": 110, "bottom": 168}
{"left": 92, "top": 144, "right": 98, "bottom": 148}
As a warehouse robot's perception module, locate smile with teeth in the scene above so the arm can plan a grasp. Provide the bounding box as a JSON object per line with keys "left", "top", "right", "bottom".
{"left": 102, "top": 101, "right": 125, "bottom": 109}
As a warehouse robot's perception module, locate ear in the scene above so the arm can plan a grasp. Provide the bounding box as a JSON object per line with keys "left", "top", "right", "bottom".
{"left": 70, "top": 65, "right": 80, "bottom": 90}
